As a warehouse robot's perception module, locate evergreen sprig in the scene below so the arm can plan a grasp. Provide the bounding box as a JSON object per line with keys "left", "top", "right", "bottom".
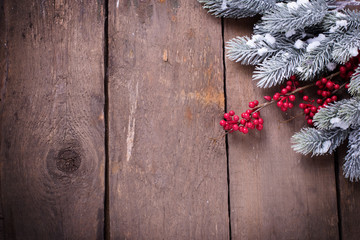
{"left": 349, "top": 64, "right": 360, "bottom": 96}
{"left": 291, "top": 127, "right": 349, "bottom": 155}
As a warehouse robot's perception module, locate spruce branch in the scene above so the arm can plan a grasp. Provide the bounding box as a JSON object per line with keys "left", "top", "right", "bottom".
{"left": 332, "top": 29, "right": 360, "bottom": 64}
{"left": 349, "top": 64, "right": 360, "bottom": 96}
{"left": 226, "top": 36, "right": 277, "bottom": 65}
{"left": 198, "top": 0, "right": 276, "bottom": 19}
{"left": 255, "top": 0, "right": 328, "bottom": 34}
{"left": 297, "top": 37, "right": 333, "bottom": 80}
{"left": 344, "top": 129, "right": 360, "bottom": 181}
{"left": 291, "top": 127, "right": 349, "bottom": 156}
{"left": 313, "top": 97, "right": 360, "bottom": 130}
{"left": 254, "top": 50, "right": 304, "bottom": 88}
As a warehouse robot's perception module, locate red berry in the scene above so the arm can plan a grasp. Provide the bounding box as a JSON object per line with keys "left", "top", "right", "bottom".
{"left": 253, "top": 100, "right": 259, "bottom": 106}
{"left": 283, "top": 102, "right": 289, "bottom": 108}
{"left": 316, "top": 80, "right": 321, "bottom": 86}
{"left": 309, "top": 112, "right": 315, "bottom": 118}
{"left": 220, "top": 120, "right": 226, "bottom": 126}
{"left": 334, "top": 84, "right": 340, "bottom": 90}
{"left": 273, "top": 93, "right": 280, "bottom": 100}
{"left": 281, "top": 88, "right": 288, "bottom": 94}
{"left": 347, "top": 71, "right": 354, "bottom": 79}
{"left": 287, "top": 80, "right": 292, "bottom": 86}
{"left": 346, "top": 62, "right": 352, "bottom": 70}
{"left": 277, "top": 101, "right": 283, "bottom": 107}
{"left": 321, "top": 78, "right": 328, "bottom": 84}
{"left": 264, "top": 96, "right": 272, "bottom": 101}
{"left": 331, "top": 95, "right": 337, "bottom": 101}
{"left": 233, "top": 115, "right": 239, "bottom": 121}
{"left": 289, "top": 95, "right": 295, "bottom": 101}
{"left": 229, "top": 110, "right": 235, "bottom": 116}
{"left": 253, "top": 119, "right": 259, "bottom": 125}
{"left": 252, "top": 112, "right": 259, "bottom": 119}
{"left": 304, "top": 108, "right": 310, "bottom": 114}
{"left": 286, "top": 85, "right": 292, "bottom": 91}
{"left": 316, "top": 99, "right": 323, "bottom": 104}
{"left": 340, "top": 66, "right": 347, "bottom": 73}
{"left": 321, "top": 91, "right": 328, "bottom": 98}
{"left": 281, "top": 107, "right": 287, "bottom": 112}
{"left": 249, "top": 102, "right": 255, "bottom": 108}
{"left": 299, "top": 103, "right": 305, "bottom": 109}
{"left": 288, "top": 102, "right": 294, "bottom": 109}
{"left": 224, "top": 113, "right": 230, "bottom": 119}
{"left": 326, "top": 98, "right": 332, "bottom": 104}
{"left": 326, "top": 81, "right": 334, "bottom": 89}
{"left": 290, "top": 75, "right": 296, "bottom": 81}
{"left": 240, "top": 119, "right": 246, "bottom": 125}
{"left": 257, "top": 124, "right": 263, "bottom": 131}
{"left": 239, "top": 126, "right": 244, "bottom": 132}
{"left": 311, "top": 106, "right": 317, "bottom": 113}
{"left": 258, "top": 118, "right": 264, "bottom": 124}
{"left": 317, "top": 90, "right": 322, "bottom": 96}
{"left": 232, "top": 124, "right": 239, "bottom": 131}
{"left": 243, "top": 113, "right": 250, "bottom": 120}
{"left": 246, "top": 109, "right": 252, "bottom": 114}
{"left": 307, "top": 119, "right": 313, "bottom": 125}
{"left": 242, "top": 127, "right": 249, "bottom": 134}
{"left": 303, "top": 95, "right": 309, "bottom": 101}
{"left": 345, "top": 83, "right": 350, "bottom": 89}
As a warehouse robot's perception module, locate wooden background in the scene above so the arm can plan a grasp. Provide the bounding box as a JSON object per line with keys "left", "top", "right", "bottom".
{"left": 0, "top": 0, "right": 359, "bottom": 239}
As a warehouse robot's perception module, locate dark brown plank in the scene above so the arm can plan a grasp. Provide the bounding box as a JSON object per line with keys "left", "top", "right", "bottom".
{"left": 0, "top": 1, "right": 105, "bottom": 239}
{"left": 337, "top": 145, "right": 360, "bottom": 240}
{"left": 0, "top": 0, "right": 6, "bottom": 239}
{"left": 108, "top": 1, "right": 229, "bottom": 239}
{"left": 224, "top": 19, "right": 339, "bottom": 239}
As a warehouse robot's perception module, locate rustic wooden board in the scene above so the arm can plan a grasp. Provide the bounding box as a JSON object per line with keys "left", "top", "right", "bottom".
{"left": 337, "top": 145, "right": 360, "bottom": 240}
{"left": 0, "top": 1, "right": 105, "bottom": 239}
{"left": 224, "top": 19, "right": 339, "bottom": 239}
{"left": 0, "top": 0, "right": 6, "bottom": 239}
{"left": 107, "top": 0, "right": 229, "bottom": 239}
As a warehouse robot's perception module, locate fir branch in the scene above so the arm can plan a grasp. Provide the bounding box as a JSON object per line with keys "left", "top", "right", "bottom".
{"left": 226, "top": 36, "right": 277, "bottom": 65}
{"left": 323, "top": 9, "right": 360, "bottom": 33}
{"left": 291, "top": 127, "right": 349, "bottom": 156}
{"left": 313, "top": 97, "right": 360, "bottom": 130}
{"left": 198, "top": 0, "right": 276, "bottom": 18}
{"left": 254, "top": 50, "right": 304, "bottom": 88}
{"left": 331, "top": 29, "right": 360, "bottom": 64}
{"left": 297, "top": 37, "right": 333, "bottom": 80}
{"left": 349, "top": 64, "right": 360, "bottom": 96}
{"left": 344, "top": 129, "right": 360, "bottom": 182}
{"left": 255, "top": 0, "right": 328, "bottom": 34}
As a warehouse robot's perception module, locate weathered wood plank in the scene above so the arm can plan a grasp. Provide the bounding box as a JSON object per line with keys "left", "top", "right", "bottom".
{"left": 0, "top": 0, "right": 6, "bottom": 239}
{"left": 224, "top": 19, "right": 339, "bottom": 239}
{"left": 337, "top": 146, "right": 360, "bottom": 240}
{"left": 0, "top": 1, "right": 105, "bottom": 239}
{"left": 108, "top": 1, "right": 229, "bottom": 239}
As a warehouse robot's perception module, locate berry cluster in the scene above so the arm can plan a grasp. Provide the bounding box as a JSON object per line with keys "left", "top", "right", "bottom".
{"left": 220, "top": 101, "right": 264, "bottom": 134}
{"left": 264, "top": 76, "right": 298, "bottom": 112}
{"left": 219, "top": 54, "right": 360, "bottom": 134}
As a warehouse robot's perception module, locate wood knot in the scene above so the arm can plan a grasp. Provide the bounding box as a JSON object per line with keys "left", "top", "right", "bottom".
{"left": 56, "top": 149, "right": 81, "bottom": 173}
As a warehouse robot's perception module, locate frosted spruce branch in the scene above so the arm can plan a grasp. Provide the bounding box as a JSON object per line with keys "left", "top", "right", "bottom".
{"left": 198, "top": 0, "right": 278, "bottom": 18}
{"left": 349, "top": 64, "right": 360, "bottom": 96}
{"left": 291, "top": 127, "right": 349, "bottom": 156}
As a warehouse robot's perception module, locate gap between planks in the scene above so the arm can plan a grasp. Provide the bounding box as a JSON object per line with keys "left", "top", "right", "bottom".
{"left": 221, "top": 18, "right": 232, "bottom": 240}
{"left": 103, "top": 0, "right": 110, "bottom": 239}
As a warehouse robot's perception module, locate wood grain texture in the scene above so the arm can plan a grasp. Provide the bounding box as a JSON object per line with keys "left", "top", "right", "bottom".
{"left": 0, "top": 0, "right": 105, "bottom": 239}
{"left": 224, "top": 19, "right": 339, "bottom": 239}
{"left": 337, "top": 145, "right": 360, "bottom": 240}
{"left": 0, "top": 0, "right": 6, "bottom": 239}
{"left": 108, "top": 0, "right": 229, "bottom": 239}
